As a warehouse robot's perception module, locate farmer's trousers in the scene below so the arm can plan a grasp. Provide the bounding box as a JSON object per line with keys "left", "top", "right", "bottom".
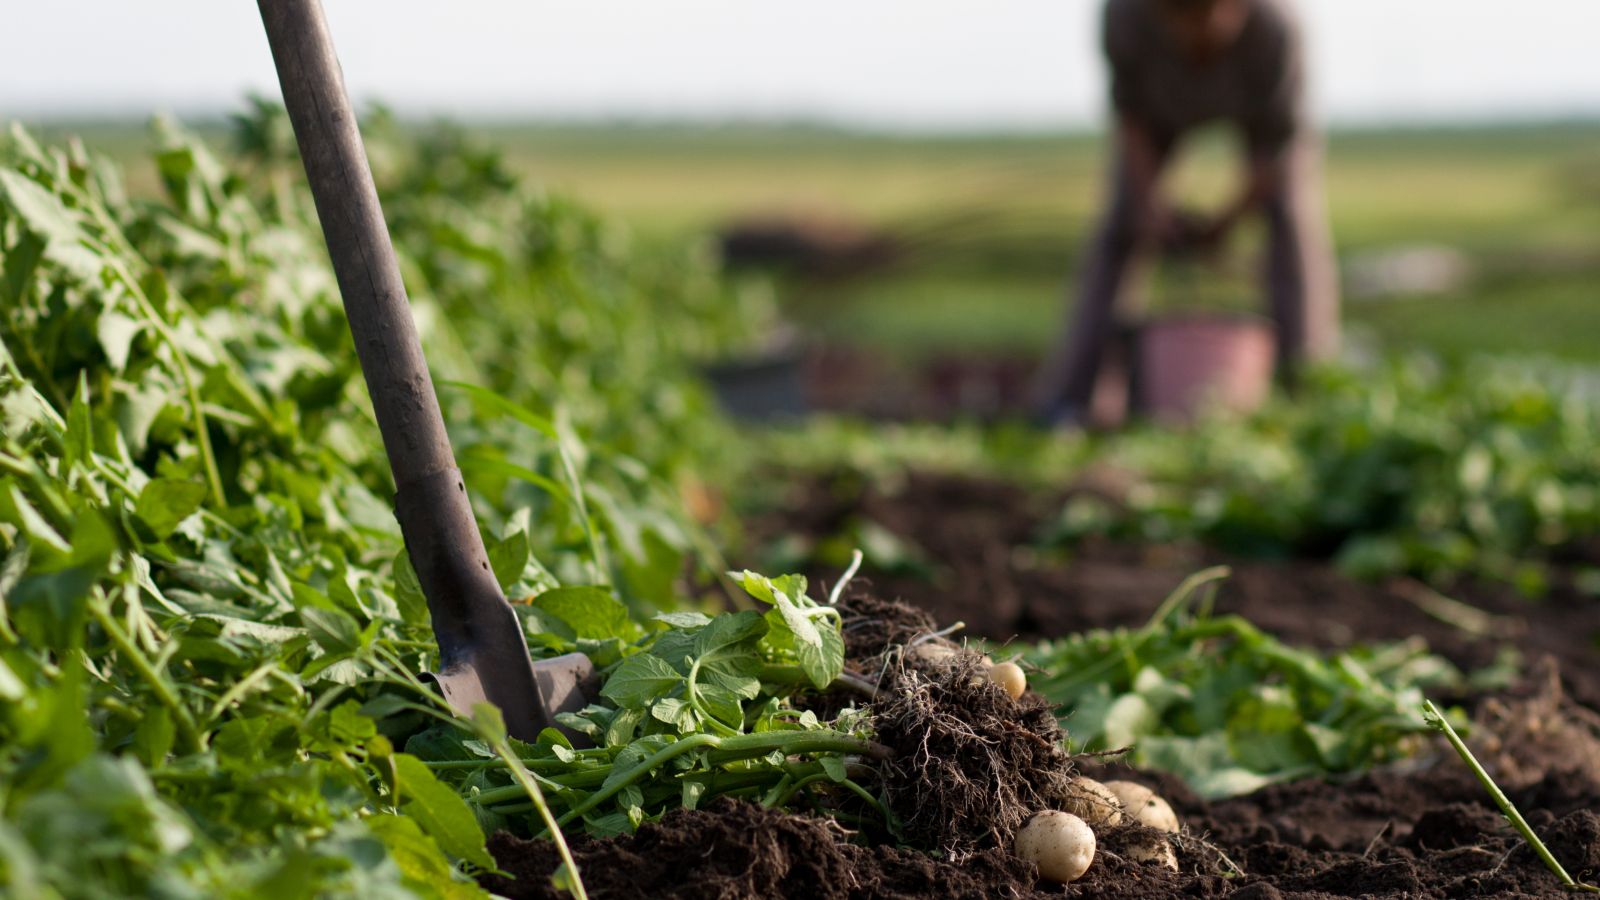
{"left": 1035, "top": 135, "right": 1340, "bottom": 416}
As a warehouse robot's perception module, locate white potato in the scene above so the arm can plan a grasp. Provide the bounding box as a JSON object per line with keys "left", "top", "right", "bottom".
{"left": 989, "top": 661, "right": 1026, "bottom": 700}
{"left": 1121, "top": 831, "right": 1179, "bottom": 871}
{"left": 1014, "top": 811, "right": 1095, "bottom": 883}
{"left": 1103, "top": 780, "right": 1180, "bottom": 833}
{"left": 908, "top": 640, "right": 959, "bottom": 666}
{"left": 1061, "top": 776, "right": 1123, "bottom": 828}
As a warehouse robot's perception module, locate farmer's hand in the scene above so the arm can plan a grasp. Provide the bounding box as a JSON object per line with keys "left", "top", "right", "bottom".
{"left": 1132, "top": 200, "right": 1201, "bottom": 251}
{"left": 1158, "top": 207, "right": 1221, "bottom": 256}
{"left": 1134, "top": 201, "right": 1175, "bottom": 247}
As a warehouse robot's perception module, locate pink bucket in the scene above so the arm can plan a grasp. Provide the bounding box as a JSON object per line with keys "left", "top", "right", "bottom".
{"left": 1137, "top": 314, "right": 1276, "bottom": 423}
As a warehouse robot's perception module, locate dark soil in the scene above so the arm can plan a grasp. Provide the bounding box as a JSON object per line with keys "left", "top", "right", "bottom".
{"left": 803, "top": 346, "right": 1039, "bottom": 421}
{"left": 837, "top": 593, "right": 939, "bottom": 666}
{"left": 487, "top": 760, "right": 1600, "bottom": 898}
{"left": 743, "top": 469, "right": 1600, "bottom": 712}
{"left": 484, "top": 797, "right": 1035, "bottom": 900}
{"left": 486, "top": 468, "right": 1600, "bottom": 898}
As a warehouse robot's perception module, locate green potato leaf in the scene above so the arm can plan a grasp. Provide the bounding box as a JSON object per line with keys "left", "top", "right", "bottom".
{"left": 134, "top": 479, "right": 209, "bottom": 539}
{"left": 532, "top": 586, "right": 639, "bottom": 641}
{"left": 388, "top": 753, "right": 496, "bottom": 870}
{"left": 601, "top": 653, "right": 682, "bottom": 709}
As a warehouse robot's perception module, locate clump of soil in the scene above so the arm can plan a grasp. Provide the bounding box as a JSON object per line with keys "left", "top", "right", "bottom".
{"left": 872, "top": 654, "right": 1076, "bottom": 857}
{"left": 1472, "top": 657, "right": 1600, "bottom": 792}
{"left": 836, "top": 591, "right": 939, "bottom": 666}
{"left": 1541, "top": 809, "right": 1600, "bottom": 883}
{"left": 482, "top": 796, "right": 1036, "bottom": 900}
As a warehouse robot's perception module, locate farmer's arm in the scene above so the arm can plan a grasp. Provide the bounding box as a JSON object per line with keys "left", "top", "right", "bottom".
{"left": 1117, "top": 115, "right": 1174, "bottom": 241}
{"left": 1205, "top": 149, "right": 1288, "bottom": 239}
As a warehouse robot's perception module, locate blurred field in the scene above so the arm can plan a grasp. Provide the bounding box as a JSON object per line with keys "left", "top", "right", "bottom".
{"left": 49, "top": 118, "right": 1600, "bottom": 362}
{"left": 481, "top": 123, "right": 1600, "bottom": 362}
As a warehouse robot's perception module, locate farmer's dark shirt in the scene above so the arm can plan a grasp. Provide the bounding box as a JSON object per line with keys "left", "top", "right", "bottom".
{"left": 1103, "top": 0, "right": 1305, "bottom": 153}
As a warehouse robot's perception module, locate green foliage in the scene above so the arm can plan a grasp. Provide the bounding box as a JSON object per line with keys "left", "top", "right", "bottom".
{"left": 731, "top": 570, "right": 846, "bottom": 690}
{"left": 410, "top": 592, "right": 874, "bottom": 838}
{"left": 0, "top": 110, "right": 761, "bottom": 898}
{"left": 754, "top": 357, "right": 1599, "bottom": 588}
{"left": 1046, "top": 360, "right": 1599, "bottom": 587}
{"left": 1024, "top": 571, "right": 1487, "bottom": 798}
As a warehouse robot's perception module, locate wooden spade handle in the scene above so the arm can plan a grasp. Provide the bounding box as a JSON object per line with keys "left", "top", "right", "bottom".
{"left": 258, "top": 0, "right": 547, "bottom": 737}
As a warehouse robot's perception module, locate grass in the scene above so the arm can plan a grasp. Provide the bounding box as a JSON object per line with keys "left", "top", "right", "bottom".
{"left": 470, "top": 123, "right": 1600, "bottom": 241}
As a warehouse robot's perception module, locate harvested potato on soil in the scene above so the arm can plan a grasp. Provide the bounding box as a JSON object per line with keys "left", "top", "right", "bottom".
{"left": 1060, "top": 776, "right": 1123, "bottom": 827}
{"left": 989, "top": 661, "right": 1026, "bottom": 699}
{"left": 1104, "top": 780, "right": 1180, "bottom": 832}
{"left": 1014, "top": 811, "right": 1096, "bottom": 883}
{"left": 1119, "top": 829, "right": 1180, "bottom": 871}
{"left": 908, "top": 640, "right": 960, "bottom": 667}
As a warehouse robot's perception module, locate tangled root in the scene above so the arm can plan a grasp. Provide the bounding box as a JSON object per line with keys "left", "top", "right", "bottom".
{"left": 873, "top": 654, "right": 1075, "bottom": 858}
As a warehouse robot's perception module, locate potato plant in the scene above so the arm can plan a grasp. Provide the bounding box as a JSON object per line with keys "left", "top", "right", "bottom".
{"left": 0, "top": 117, "right": 762, "bottom": 897}
{"left": 1045, "top": 359, "right": 1599, "bottom": 589}
{"left": 411, "top": 573, "right": 883, "bottom": 838}
{"left": 1023, "top": 571, "right": 1475, "bottom": 797}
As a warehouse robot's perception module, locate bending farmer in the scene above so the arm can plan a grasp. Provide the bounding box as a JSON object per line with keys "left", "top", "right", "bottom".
{"left": 1036, "top": 0, "right": 1338, "bottom": 425}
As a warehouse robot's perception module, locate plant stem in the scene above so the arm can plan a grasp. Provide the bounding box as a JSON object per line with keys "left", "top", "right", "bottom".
{"left": 704, "top": 732, "right": 891, "bottom": 764}
{"left": 424, "top": 753, "right": 607, "bottom": 772}
{"left": 1423, "top": 699, "right": 1599, "bottom": 893}
{"left": 834, "top": 670, "right": 880, "bottom": 698}
{"left": 204, "top": 661, "right": 279, "bottom": 725}
{"left": 686, "top": 656, "right": 739, "bottom": 737}
{"left": 486, "top": 730, "right": 589, "bottom": 900}
{"left": 761, "top": 771, "right": 797, "bottom": 807}
{"left": 772, "top": 771, "right": 835, "bottom": 807}
{"left": 542, "top": 734, "right": 719, "bottom": 831}
{"left": 827, "top": 549, "right": 865, "bottom": 606}
{"left": 770, "top": 773, "right": 890, "bottom": 825}
{"left": 90, "top": 596, "right": 204, "bottom": 754}
{"left": 107, "top": 258, "right": 226, "bottom": 506}
{"left": 481, "top": 729, "right": 888, "bottom": 824}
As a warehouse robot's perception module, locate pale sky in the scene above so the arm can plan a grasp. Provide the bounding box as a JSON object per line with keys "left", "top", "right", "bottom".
{"left": 5, "top": 1, "right": 1598, "bottom": 129}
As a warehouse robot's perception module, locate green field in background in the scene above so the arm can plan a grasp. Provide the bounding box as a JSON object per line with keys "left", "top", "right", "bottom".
{"left": 487, "top": 122, "right": 1600, "bottom": 363}
{"left": 41, "top": 118, "right": 1600, "bottom": 362}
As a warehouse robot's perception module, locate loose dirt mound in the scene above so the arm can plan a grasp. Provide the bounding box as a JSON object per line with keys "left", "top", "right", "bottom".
{"left": 485, "top": 762, "right": 1600, "bottom": 898}
{"left": 837, "top": 593, "right": 940, "bottom": 666}
{"left": 483, "top": 797, "right": 1034, "bottom": 900}
{"left": 485, "top": 469, "right": 1600, "bottom": 898}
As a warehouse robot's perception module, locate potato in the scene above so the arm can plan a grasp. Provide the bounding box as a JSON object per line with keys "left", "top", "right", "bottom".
{"left": 1060, "top": 776, "right": 1123, "bottom": 827}
{"left": 1121, "top": 831, "right": 1179, "bottom": 872}
{"left": 989, "top": 661, "right": 1026, "bottom": 700}
{"left": 907, "top": 640, "right": 959, "bottom": 667}
{"left": 1014, "top": 811, "right": 1095, "bottom": 883}
{"left": 1103, "top": 780, "right": 1180, "bottom": 833}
